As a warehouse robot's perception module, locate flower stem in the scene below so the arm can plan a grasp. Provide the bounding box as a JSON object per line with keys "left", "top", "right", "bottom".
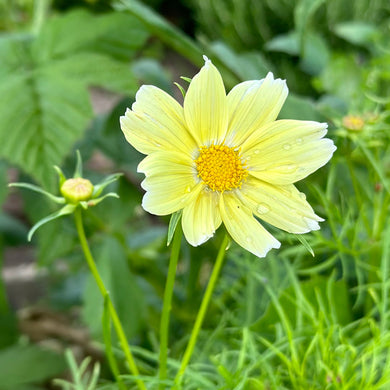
{"left": 74, "top": 208, "right": 146, "bottom": 390}
{"left": 174, "top": 234, "right": 230, "bottom": 385}
{"left": 158, "top": 226, "right": 183, "bottom": 389}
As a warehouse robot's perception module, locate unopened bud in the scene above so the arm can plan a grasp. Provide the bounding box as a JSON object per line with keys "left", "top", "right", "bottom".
{"left": 60, "top": 178, "right": 94, "bottom": 204}
{"left": 342, "top": 115, "right": 364, "bottom": 131}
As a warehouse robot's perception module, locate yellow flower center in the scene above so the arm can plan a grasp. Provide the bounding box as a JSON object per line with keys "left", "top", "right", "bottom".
{"left": 195, "top": 144, "right": 248, "bottom": 192}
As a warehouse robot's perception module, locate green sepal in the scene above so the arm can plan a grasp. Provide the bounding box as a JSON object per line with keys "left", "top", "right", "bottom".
{"left": 180, "top": 76, "right": 192, "bottom": 83}
{"left": 53, "top": 165, "right": 67, "bottom": 187}
{"left": 87, "top": 192, "right": 119, "bottom": 207}
{"left": 73, "top": 150, "right": 83, "bottom": 178}
{"left": 93, "top": 173, "right": 123, "bottom": 197}
{"left": 167, "top": 210, "right": 182, "bottom": 246}
{"left": 28, "top": 204, "right": 76, "bottom": 241}
{"left": 174, "top": 82, "right": 186, "bottom": 98}
{"left": 9, "top": 182, "right": 65, "bottom": 204}
{"left": 295, "top": 234, "right": 315, "bottom": 257}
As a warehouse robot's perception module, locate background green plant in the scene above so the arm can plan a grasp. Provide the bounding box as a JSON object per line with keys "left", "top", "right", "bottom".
{"left": 1, "top": 0, "right": 390, "bottom": 389}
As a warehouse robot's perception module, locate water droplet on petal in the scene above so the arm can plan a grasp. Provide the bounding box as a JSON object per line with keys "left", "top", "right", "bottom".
{"left": 274, "top": 164, "right": 297, "bottom": 173}
{"left": 257, "top": 203, "right": 270, "bottom": 214}
{"left": 246, "top": 236, "right": 253, "bottom": 244}
{"left": 283, "top": 143, "right": 291, "bottom": 150}
{"left": 299, "top": 192, "right": 306, "bottom": 200}
{"left": 254, "top": 149, "right": 260, "bottom": 154}
{"left": 185, "top": 185, "right": 191, "bottom": 193}
{"left": 296, "top": 138, "right": 303, "bottom": 144}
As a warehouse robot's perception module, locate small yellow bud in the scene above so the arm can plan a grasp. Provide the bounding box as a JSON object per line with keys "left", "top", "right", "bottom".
{"left": 342, "top": 115, "right": 365, "bottom": 131}
{"left": 60, "top": 178, "right": 94, "bottom": 204}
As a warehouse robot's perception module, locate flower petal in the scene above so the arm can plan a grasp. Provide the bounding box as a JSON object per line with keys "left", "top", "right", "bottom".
{"left": 182, "top": 188, "right": 222, "bottom": 246}
{"left": 138, "top": 151, "right": 199, "bottom": 215}
{"left": 237, "top": 177, "right": 323, "bottom": 233}
{"left": 225, "top": 73, "right": 288, "bottom": 147}
{"left": 120, "top": 85, "right": 197, "bottom": 155}
{"left": 242, "top": 120, "right": 336, "bottom": 185}
{"left": 220, "top": 192, "right": 280, "bottom": 258}
{"left": 184, "top": 57, "right": 228, "bottom": 146}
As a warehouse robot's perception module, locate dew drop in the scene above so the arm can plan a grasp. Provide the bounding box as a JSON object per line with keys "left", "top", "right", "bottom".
{"left": 254, "top": 149, "right": 260, "bottom": 154}
{"left": 299, "top": 192, "right": 306, "bottom": 200}
{"left": 274, "top": 164, "right": 297, "bottom": 173}
{"left": 257, "top": 203, "right": 270, "bottom": 214}
{"left": 185, "top": 185, "right": 192, "bottom": 193}
{"left": 283, "top": 143, "right": 291, "bottom": 150}
{"left": 296, "top": 138, "right": 303, "bottom": 144}
{"left": 246, "top": 236, "right": 253, "bottom": 244}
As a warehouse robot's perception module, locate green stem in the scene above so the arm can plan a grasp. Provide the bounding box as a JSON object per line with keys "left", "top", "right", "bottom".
{"left": 174, "top": 234, "right": 230, "bottom": 385}
{"left": 74, "top": 208, "right": 147, "bottom": 390}
{"left": 158, "top": 226, "right": 183, "bottom": 389}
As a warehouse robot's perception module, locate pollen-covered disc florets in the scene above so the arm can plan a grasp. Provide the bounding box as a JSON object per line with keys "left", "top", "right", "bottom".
{"left": 195, "top": 144, "right": 248, "bottom": 192}
{"left": 61, "top": 178, "right": 94, "bottom": 203}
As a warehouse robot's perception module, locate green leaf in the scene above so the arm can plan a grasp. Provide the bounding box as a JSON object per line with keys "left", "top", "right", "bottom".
{"left": 265, "top": 32, "right": 300, "bottom": 56}
{"left": 334, "top": 21, "right": 378, "bottom": 47}
{"left": 167, "top": 210, "right": 182, "bottom": 246}
{"left": 299, "top": 32, "right": 329, "bottom": 75}
{"left": 0, "top": 10, "right": 147, "bottom": 188}
{"left": 0, "top": 344, "right": 66, "bottom": 388}
{"left": 294, "top": 234, "right": 315, "bottom": 257}
{"left": 115, "top": 0, "right": 203, "bottom": 67}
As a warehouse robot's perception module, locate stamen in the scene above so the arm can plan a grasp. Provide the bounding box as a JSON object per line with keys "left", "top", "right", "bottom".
{"left": 195, "top": 144, "right": 248, "bottom": 192}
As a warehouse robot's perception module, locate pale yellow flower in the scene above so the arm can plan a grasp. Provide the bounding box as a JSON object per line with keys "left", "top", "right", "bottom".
{"left": 120, "top": 57, "right": 336, "bottom": 257}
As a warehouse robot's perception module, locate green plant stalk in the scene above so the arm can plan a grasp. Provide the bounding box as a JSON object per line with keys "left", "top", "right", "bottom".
{"left": 158, "top": 226, "right": 183, "bottom": 389}
{"left": 74, "top": 208, "right": 147, "bottom": 390}
{"left": 174, "top": 234, "right": 230, "bottom": 384}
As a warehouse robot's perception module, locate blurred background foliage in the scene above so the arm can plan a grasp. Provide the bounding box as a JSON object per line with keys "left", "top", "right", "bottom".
{"left": 0, "top": 0, "right": 390, "bottom": 389}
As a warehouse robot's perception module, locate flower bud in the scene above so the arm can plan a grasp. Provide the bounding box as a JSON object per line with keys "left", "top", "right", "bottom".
{"left": 60, "top": 178, "right": 94, "bottom": 204}
{"left": 342, "top": 115, "right": 364, "bottom": 131}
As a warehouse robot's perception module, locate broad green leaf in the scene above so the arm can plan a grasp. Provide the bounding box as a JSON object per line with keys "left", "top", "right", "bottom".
{"left": 334, "top": 21, "right": 378, "bottom": 47}
{"left": 31, "top": 9, "right": 148, "bottom": 61}
{"left": 265, "top": 32, "right": 300, "bottom": 56}
{"left": 299, "top": 32, "right": 329, "bottom": 75}
{"left": 0, "top": 344, "right": 66, "bottom": 388}
{"left": 0, "top": 10, "right": 147, "bottom": 188}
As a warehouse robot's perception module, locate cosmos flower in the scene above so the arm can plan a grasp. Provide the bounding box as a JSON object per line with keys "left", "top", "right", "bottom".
{"left": 120, "top": 57, "right": 336, "bottom": 257}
